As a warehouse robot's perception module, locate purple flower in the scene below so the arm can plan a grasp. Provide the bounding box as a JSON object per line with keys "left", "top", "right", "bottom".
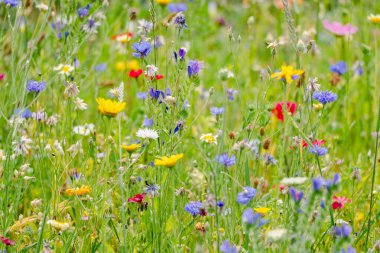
{"left": 242, "top": 208, "right": 268, "bottom": 227}
{"left": 183, "top": 99, "right": 190, "bottom": 110}
{"left": 323, "top": 20, "right": 358, "bottom": 36}
{"left": 188, "top": 60, "right": 203, "bottom": 77}
{"left": 132, "top": 41, "right": 152, "bottom": 58}
{"left": 326, "top": 173, "right": 340, "bottom": 191}
{"left": 174, "top": 13, "right": 187, "bottom": 29}
{"left": 313, "top": 91, "right": 338, "bottom": 104}
{"left": 330, "top": 61, "right": 347, "bottom": 75}
{"left": 215, "top": 153, "right": 235, "bottom": 167}
{"left": 210, "top": 107, "right": 224, "bottom": 115}
{"left": 308, "top": 145, "right": 328, "bottom": 156}
{"left": 13, "top": 108, "right": 32, "bottom": 119}
{"left": 168, "top": 3, "right": 188, "bottom": 13}
{"left": 184, "top": 201, "right": 203, "bottom": 216}
{"left": 142, "top": 116, "right": 153, "bottom": 127}
{"left": 173, "top": 120, "right": 185, "bottom": 134}
{"left": 137, "top": 92, "right": 147, "bottom": 100}
{"left": 220, "top": 240, "right": 238, "bottom": 253}
{"left": 226, "top": 88, "right": 238, "bottom": 101}
{"left": 216, "top": 201, "right": 224, "bottom": 207}
{"left": 27, "top": 80, "right": 46, "bottom": 93}
{"left": 236, "top": 187, "right": 256, "bottom": 205}
{"left": 289, "top": 187, "right": 303, "bottom": 203}
{"left": 341, "top": 245, "right": 356, "bottom": 253}
{"left": 149, "top": 87, "right": 165, "bottom": 100}
{"left": 334, "top": 224, "right": 352, "bottom": 238}
{"left": 78, "top": 4, "right": 91, "bottom": 18}
{"left": 3, "top": 0, "right": 18, "bottom": 7}
{"left": 174, "top": 47, "right": 187, "bottom": 62}
{"left": 95, "top": 63, "right": 107, "bottom": 72}
{"left": 312, "top": 177, "right": 324, "bottom": 192}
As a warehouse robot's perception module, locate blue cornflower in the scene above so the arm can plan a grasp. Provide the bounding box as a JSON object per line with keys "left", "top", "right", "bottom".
{"left": 341, "top": 245, "right": 356, "bottom": 253}
{"left": 325, "top": 173, "right": 340, "bottom": 191}
{"left": 308, "top": 145, "right": 328, "bottom": 156}
{"left": 27, "top": 80, "right": 46, "bottom": 93}
{"left": 183, "top": 99, "right": 190, "bottom": 110}
{"left": 149, "top": 87, "right": 165, "bottom": 100}
{"left": 312, "top": 177, "right": 325, "bottom": 192}
{"left": 210, "top": 107, "right": 224, "bottom": 115}
{"left": 330, "top": 61, "right": 347, "bottom": 75}
{"left": 174, "top": 13, "right": 187, "bottom": 29}
{"left": 236, "top": 187, "right": 256, "bottom": 205}
{"left": 242, "top": 208, "right": 268, "bottom": 227}
{"left": 226, "top": 88, "right": 238, "bottom": 101}
{"left": 334, "top": 223, "right": 352, "bottom": 238}
{"left": 137, "top": 92, "right": 147, "bottom": 100}
{"left": 173, "top": 120, "right": 185, "bottom": 134}
{"left": 215, "top": 153, "right": 235, "bottom": 167}
{"left": 184, "top": 201, "right": 203, "bottom": 216}
{"left": 13, "top": 108, "right": 32, "bottom": 119}
{"left": 216, "top": 201, "right": 224, "bottom": 208}
{"left": 78, "top": 4, "right": 91, "bottom": 18}
{"left": 145, "top": 183, "right": 160, "bottom": 197}
{"left": 262, "top": 153, "right": 277, "bottom": 165}
{"left": 132, "top": 41, "right": 152, "bottom": 58}
{"left": 188, "top": 60, "right": 203, "bottom": 77}
{"left": 168, "top": 3, "right": 188, "bottom": 13}
{"left": 289, "top": 187, "right": 304, "bottom": 203}
{"left": 3, "top": 0, "right": 18, "bottom": 7}
{"left": 220, "top": 240, "right": 238, "bottom": 253}
{"left": 95, "top": 63, "right": 107, "bottom": 72}
{"left": 142, "top": 116, "right": 153, "bottom": 127}
{"left": 312, "top": 90, "right": 338, "bottom": 104}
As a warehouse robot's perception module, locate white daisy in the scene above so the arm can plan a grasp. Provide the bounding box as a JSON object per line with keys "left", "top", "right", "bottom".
{"left": 74, "top": 97, "right": 88, "bottom": 111}
{"left": 54, "top": 64, "right": 74, "bottom": 75}
{"left": 136, "top": 128, "right": 159, "bottom": 140}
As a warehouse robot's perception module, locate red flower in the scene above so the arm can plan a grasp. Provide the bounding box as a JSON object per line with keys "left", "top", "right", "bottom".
{"left": 272, "top": 102, "right": 297, "bottom": 121}
{"left": 128, "top": 193, "right": 146, "bottom": 203}
{"left": 145, "top": 74, "right": 164, "bottom": 81}
{"left": 0, "top": 73, "right": 4, "bottom": 81}
{"left": 301, "top": 139, "right": 326, "bottom": 148}
{"left": 129, "top": 69, "right": 143, "bottom": 78}
{"left": 0, "top": 236, "right": 15, "bottom": 246}
{"left": 112, "top": 32, "right": 133, "bottom": 42}
{"left": 332, "top": 196, "right": 351, "bottom": 210}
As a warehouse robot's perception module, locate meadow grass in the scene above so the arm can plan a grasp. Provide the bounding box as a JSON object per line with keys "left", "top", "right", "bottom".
{"left": 0, "top": 0, "right": 380, "bottom": 252}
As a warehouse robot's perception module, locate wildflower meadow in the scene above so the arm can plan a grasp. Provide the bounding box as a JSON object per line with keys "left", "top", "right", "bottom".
{"left": 1, "top": 0, "right": 380, "bottom": 252}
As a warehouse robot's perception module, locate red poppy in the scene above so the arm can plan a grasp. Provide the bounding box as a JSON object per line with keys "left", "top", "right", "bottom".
{"left": 129, "top": 69, "right": 143, "bottom": 78}
{"left": 0, "top": 73, "right": 4, "bottom": 81}
{"left": 301, "top": 139, "right": 326, "bottom": 148}
{"left": 272, "top": 102, "right": 297, "bottom": 121}
{"left": 0, "top": 236, "right": 15, "bottom": 246}
{"left": 128, "top": 193, "right": 146, "bottom": 203}
{"left": 332, "top": 196, "right": 351, "bottom": 210}
{"left": 145, "top": 74, "right": 164, "bottom": 81}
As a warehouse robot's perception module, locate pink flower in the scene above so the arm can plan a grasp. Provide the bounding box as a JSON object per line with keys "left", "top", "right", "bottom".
{"left": 0, "top": 236, "right": 15, "bottom": 246}
{"left": 323, "top": 20, "right": 358, "bottom": 36}
{"left": 332, "top": 196, "right": 351, "bottom": 210}
{"left": 0, "top": 73, "right": 4, "bottom": 81}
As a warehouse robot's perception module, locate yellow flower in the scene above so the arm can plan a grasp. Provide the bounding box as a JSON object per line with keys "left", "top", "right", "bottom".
{"left": 200, "top": 133, "right": 218, "bottom": 145}
{"left": 156, "top": 0, "right": 170, "bottom": 4}
{"left": 126, "top": 60, "right": 139, "bottom": 70}
{"left": 155, "top": 154, "right": 184, "bottom": 168}
{"left": 121, "top": 143, "right": 141, "bottom": 152}
{"left": 65, "top": 185, "right": 92, "bottom": 196}
{"left": 54, "top": 64, "right": 74, "bottom": 75}
{"left": 355, "top": 212, "right": 364, "bottom": 222}
{"left": 368, "top": 14, "right": 380, "bottom": 24}
{"left": 46, "top": 220, "right": 71, "bottom": 231}
{"left": 254, "top": 207, "right": 271, "bottom": 215}
{"left": 271, "top": 65, "right": 304, "bottom": 84}
{"left": 313, "top": 102, "right": 323, "bottom": 110}
{"left": 96, "top": 98, "right": 126, "bottom": 117}
{"left": 115, "top": 61, "right": 127, "bottom": 71}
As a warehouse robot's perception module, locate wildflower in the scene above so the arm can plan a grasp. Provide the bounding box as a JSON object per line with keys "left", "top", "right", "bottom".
{"left": 323, "top": 20, "right": 358, "bottom": 36}
{"left": 200, "top": 133, "right": 218, "bottom": 145}
{"left": 236, "top": 187, "right": 256, "bottom": 205}
{"left": 83, "top": 17, "right": 100, "bottom": 34}
{"left": 218, "top": 68, "right": 235, "bottom": 80}
{"left": 210, "top": 107, "right": 224, "bottom": 115}
{"left": 156, "top": 0, "right": 170, "bottom": 4}
{"left": 128, "top": 193, "right": 146, "bottom": 203}
{"left": 137, "top": 92, "right": 147, "bottom": 100}
{"left": 73, "top": 124, "right": 94, "bottom": 136}
{"left": 74, "top": 97, "right": 88, "bottom": 111}
{"left": 215, "top": 153, "right": 235, "bottom": 168}
{"left": 333, "top": 223, "right": 352, "bottom": 237}
{"left": 368, "top": 14, "right": 380, "bottom": 24}
{"left": 0, "top": 73, "right": 4, "bottom": 80}
{"left": 129, "top": 69, "right": 143, "bottom": 78}
{"left": 174, "top": 47, "right": 187, "bottom": 61}
{"left": 132, "top": 41, "right": 152, "bottom": 58}
{"left": 54, "top": 64, "right": 74, "bottom": 75}
{"left": 65, "top": 185, "right": 92, "bottom": 196}
{"left": 266, "top": 229, "right": 287, "bottom": 241}
{"left": 272, "top": 102, "right": 297, "bottom": 121}
{"left": 46, "top": 220, "right": 70, "bottom": 231}
{"left": 149, "top": 87, "right": 165, "bottom": 100}
{"left": 188, "top": 60, "right": 203, "bottom": 77}
{"left": 155, "top": 154, "right": 184, "bottom": 168}
{"left": 270, "top": 65, "right": 304, "bottom": 84}
{"left": 136, "top": 128, "right": 159, "bottom": 140}
{"left": 332, "top": 196, "right": 351, "bottom": 210}
{"left": 145, "top": 65, "right": 159, "bottom": 78}
{"left": 312, "top": 177, "right": 325, "bottom": 192}
{"left": 266, "top": 40, "right": 280, "bottom": 56}
{"left": 142, "top": 116, "right": 153, "bottom": 127}
{"left": 184, "top": 201, "right": 204, "bottom": 216}
{"left": 27, "top": 80, "right": 46, "bottom": 93}
{"left": 254, "top": 207, "right": 271, "bottom": 215}
{"left": 137, "top": 19, "right": 153, "bottom": 37}
{"left": 3, "top": 0, "right": 19, "bottom": 7}
{"left": 96, "top": 98, "right": 126, "bottom": 117}
{"left": 121, "top": 143, "right": 141, "bottom": 152}
{"left": 0, "top": 236, "right": 15, "bottom": 246}
{"left": 289, "top": 187, "right": 303, "bottom": 202}
{"left": 13, "top": 108, "right": 32, "bottom": 119}
{"left": 262, "top": 153, "right": 277, "bottom": 165}
{"left": 351, "top": 167, "right": 362, "bottom": 181}
{"left": 330, "top": 61, "right": 347, "bottom": 75}
{"left": 78, "top": 4, "right": 91, "bottom": 18}
{"left": 12, "top": 136, "right": 32, "bottom": 156}
{"left": 220, "top": 240, "right": 238, "bottom": 253}
{"left": 305, "top": 77, "right": 321, "bottom": 93}
{"left": 242, "top": 208, "right": 268, "bottom": 226}
{"left": 341, "top": 245, "right": 356, "bottom": 253}
{"left": 174, "top": 13, "right": 187, "bottom": 29}
{"left": 226, "top": 88, "right": 238, "bottom": 101}
{"left": 145, "top": 184, "right": 160, "bottom": 197}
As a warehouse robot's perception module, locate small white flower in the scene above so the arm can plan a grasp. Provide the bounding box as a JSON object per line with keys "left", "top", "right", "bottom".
{"left": 12, "top": 136, "right": 32, "bottom": 156}
{"left": 35, "top": 3, "right": 48, "bottom": 10}
{"left": 266, "top": 228, "right": 287, "bottom": 241}
{"left": 280, "top": 177, "right": 308, "bottom": 186}
{"left": 54, "top": 140, "right": 64, "bottom": 155}
{"left": 73, "top": 124, "right": 94, "bottom": 136}
{"left": 74, "top": 97, "right": 88, "bottom": 111}
{"left": 136, "top": 128, "right": 159, "bottom": 140}
{"left": 54, "top": 64, "right": 74, "bottom": 75}
{"left": 145, "top": 65, "right": 158, "bottom": 77}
